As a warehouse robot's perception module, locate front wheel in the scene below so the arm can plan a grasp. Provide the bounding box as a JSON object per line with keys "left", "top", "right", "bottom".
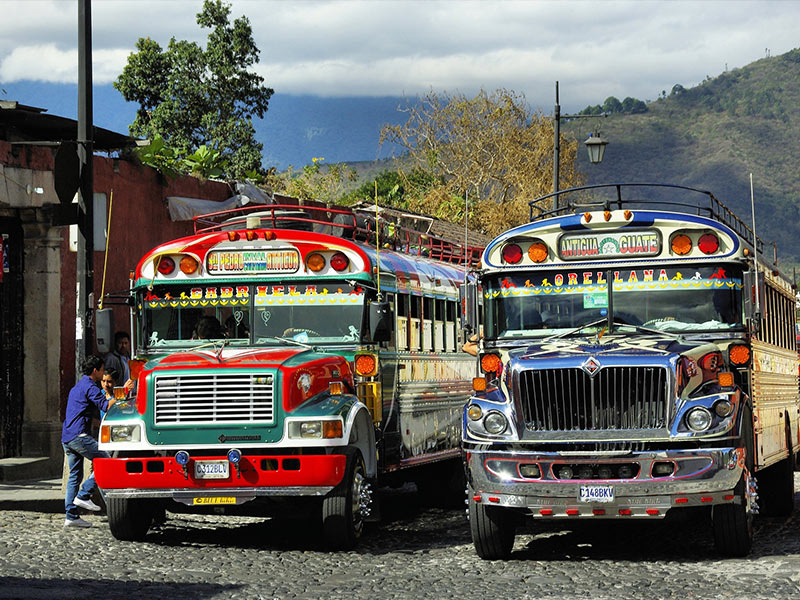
{"left": 757, "top": 452, "right": 796, "bottom": 517}
{"left": 322, "top": 450, "right": 371, "bottom": 549}
{"left": 107, "top": 497, "right": 155, "bottom": 541}
{"left": 469, "top": 494, "right": 515, "bottom": 560}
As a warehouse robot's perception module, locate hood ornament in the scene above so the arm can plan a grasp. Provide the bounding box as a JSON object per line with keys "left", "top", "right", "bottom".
{"left": 581, "top": 356, "right": 602, "bottom": 377}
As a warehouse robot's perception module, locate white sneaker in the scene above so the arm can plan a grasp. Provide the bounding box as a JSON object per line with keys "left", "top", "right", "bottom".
{"left": 74, "top": 497, "right": 101, "bottom": 512}
{"left": 64, "top": 517, "right": 92, "bottom": 528}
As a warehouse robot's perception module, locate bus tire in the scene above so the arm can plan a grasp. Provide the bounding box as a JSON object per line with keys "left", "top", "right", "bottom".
{"left": 107, "top": 496, "right": 154, "bottom": 541}
{"left": 469, "top": 494, "right": 515, "bottom": 560}
{"left": 757, "top": 452, "right": 795, "bottom": 517}
{"left": 712, "top": 474, "right": 753, "bottom": 557}
{"left": 322, "top": 449, "right": 370, "bottom": 550}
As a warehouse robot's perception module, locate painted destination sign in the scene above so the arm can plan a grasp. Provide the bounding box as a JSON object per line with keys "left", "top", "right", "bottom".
{"left": 559, "top": 230, "right": 660, "bottom": 260}
{"left": 206, "top": 248, "right": 300, "bottom": 275}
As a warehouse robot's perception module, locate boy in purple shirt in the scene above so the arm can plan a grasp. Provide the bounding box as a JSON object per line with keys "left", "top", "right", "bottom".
{"left": 61, "top": 354, "right": 112, "bottom": 528}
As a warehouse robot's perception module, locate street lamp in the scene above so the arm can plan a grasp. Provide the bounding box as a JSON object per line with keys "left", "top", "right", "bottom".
{"left": 552, "top": 82, "right": 609, "bottom": 209}
{"left": 584, "top": 133, "right": 608, "bottom": 164}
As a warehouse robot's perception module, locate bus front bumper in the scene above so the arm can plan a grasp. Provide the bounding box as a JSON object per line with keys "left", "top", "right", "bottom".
{"left": 94, "top": 454, "right": 346, "bottom": 500}
{"left": 465, "top": 446, "right": 745, "bottom": 518}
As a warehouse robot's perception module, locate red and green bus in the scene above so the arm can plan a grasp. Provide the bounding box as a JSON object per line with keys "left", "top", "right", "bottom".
{"left": 95, "top": 204, "right": 480, "bottom": 548}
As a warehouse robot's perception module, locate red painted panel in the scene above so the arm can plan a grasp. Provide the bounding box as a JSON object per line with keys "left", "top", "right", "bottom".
{"left": 94, "top": 454, "right": 347, "bottom": 489}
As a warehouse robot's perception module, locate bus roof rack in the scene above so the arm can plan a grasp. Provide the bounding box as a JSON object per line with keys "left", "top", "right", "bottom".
{"left": 192, "top": 201, "right": 484, "bottom": 268}
{"left": 529, "top": 182, "right": 764, "bottom": 254}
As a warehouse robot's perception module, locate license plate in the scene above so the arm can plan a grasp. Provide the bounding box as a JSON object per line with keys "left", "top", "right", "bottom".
{"left": 194, "top": 460, "right": 229, "bottom": 480}
{"left": 579, "top": 485, "right": 615, "bottom": 503}
{"left": 192, "top": 496, "right": 236, "bottom": 505}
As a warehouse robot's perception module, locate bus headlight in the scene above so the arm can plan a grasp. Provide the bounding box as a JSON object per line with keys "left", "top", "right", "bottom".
{"left": 483, "top": 411, "right": 508, "bottom": 435}
{"left": 288, "top": 420, "right": 344, "bottom": 439}
{"left": 109, "top": 424, "right": 141, "bottom": 443}
{"left": 686, "top": 407, "right": 712, "bottom": 432}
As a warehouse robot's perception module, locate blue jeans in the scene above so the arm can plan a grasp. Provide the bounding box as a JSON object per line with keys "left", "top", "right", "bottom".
{"left": 63, "top": 435, "right": 109, "bottom": 520}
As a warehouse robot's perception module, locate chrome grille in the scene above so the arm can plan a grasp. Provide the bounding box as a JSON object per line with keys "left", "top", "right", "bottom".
{"left": 154, "top": 373, "right": 275, "bottom": 425}
{"left": 517, "top": 366, "right": 668, "bottom": 431}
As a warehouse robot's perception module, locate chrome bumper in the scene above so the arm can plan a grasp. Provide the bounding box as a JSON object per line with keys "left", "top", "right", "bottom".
{"left": 465, "top": 446, "right": 744, "bottom": 518}
{"left": 103, "top": 486, "right": 334, "bottom": 501}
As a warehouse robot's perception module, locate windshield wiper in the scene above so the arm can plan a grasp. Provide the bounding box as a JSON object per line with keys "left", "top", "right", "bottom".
{"left": 544, "top": 318, "right": 608, "bottom": 342}
{"left": 263, "top": 336, "right": 314, "bottom": 350}
{"left": 614, "top": 322, "right": 683, "bottom": 340}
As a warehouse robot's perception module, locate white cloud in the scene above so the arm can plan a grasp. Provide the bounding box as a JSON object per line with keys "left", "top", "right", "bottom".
{"left": 0, "top": 0, "right": 799, "bottom": 110}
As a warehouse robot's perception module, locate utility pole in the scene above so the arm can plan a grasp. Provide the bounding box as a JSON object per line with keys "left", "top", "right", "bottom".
{"left": 76, "top": 0, "right": 94, "bottom": 375}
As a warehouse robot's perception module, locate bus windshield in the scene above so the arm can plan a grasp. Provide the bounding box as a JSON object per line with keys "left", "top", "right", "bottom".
{"left": 485, "top": 264, "right": 743, "bottom": 339}
{"left": 140, "top": 282, "right": 366, "bottom": 349}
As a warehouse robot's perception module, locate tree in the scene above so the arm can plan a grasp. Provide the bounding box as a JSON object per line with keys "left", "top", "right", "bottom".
{"left": 115, "top": 0, "right": 273, "bottom": 179}
{"left": 380, "top": 89, "right": 583, "bottom": 236}
{"left": 602, "top": 96, "right": 624, "bottom": 113}
{"left": 272, "top": 158, "right": 358, "bottom": 204}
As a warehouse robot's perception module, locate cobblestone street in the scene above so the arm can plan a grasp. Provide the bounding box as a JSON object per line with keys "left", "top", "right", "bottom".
{"left": 1, "top": 477, "right": 799, "bottom": 600}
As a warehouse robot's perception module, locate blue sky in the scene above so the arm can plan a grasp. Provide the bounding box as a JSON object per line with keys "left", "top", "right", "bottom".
{"left": 2, "top": 0, "right": 800, "bottom": 112}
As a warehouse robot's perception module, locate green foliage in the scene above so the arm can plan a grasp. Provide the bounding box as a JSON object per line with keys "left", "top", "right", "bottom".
{"left": 580, "top": 96, "right": 647, "bottom": 115}
{"left": 114, "top": 0, "right": 273, "bottom": 179}
{"left": 341, "top": 169, "right": 437, "bottom": 208}
{"left": 182, "top": 145, "right": 228, "bottom": 179}
{"left": 273, "top": 158, "right": 358, "bottom": 204}
{"left": 133, "top": 136, "right": 181, "bottom": 179}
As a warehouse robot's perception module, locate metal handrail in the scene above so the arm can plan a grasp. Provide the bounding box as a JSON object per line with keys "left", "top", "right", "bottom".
{"left": 528, "top": 182, "right": 764, "bottom": 254}
{"left": 192, "top": 203, "right": 483, "bottom": 267}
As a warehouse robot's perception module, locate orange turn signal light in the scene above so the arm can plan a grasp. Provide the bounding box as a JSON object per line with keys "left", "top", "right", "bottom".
{"left": 728, "top": 344, "right": 751, "bottom": 366}
{"left": 245, "top": 230, "right": 258, "bottom": 241}
{"left": 604, "top": 210, "right": 612, "bottom": 221}
{"left": 624, "top": 210, "right": 632, "bottom": 220}
{"left": 671, "top": 234, "right": 692, "bottom": 255}
{"left": 227, "top": 231, "right": 239, "bottom": 241}
{"left": 584, "top": 212, "right": 592, "bottom": 222}
{"left": 528, "top": 241, "right": 548, "bottom": 263}
{"left": 480, "top": 353, "right": 502, "bottom": 374}
{"left": 100, "top": 425, "right": 110, "bottom": 444}
{"left": 717, "top": 371, "right": 734, "bottom": 388}
{"left": 323, "top": 420, "right": 343, "bottom": 439}
{"left": 179, "top": 255, "right": 199, "bottom": 274}
{"left": 306, "top": 252, "right": 326, "bottom": 272}
{"left": 472, "top": 377, "right": 487, "bottom": 392}
{"left": 355, "top": 353, "right": 378, "bottom": 377}
{"left": 329, "top": 381, "right": 344, "bottom": 395}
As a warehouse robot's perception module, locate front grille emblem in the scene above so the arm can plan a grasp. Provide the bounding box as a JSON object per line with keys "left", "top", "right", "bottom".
{"left": 581, "top": 356, "right": 602, "bottom": 377}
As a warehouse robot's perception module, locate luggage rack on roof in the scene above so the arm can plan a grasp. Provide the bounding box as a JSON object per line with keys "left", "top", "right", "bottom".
{"left": 192, "top": 202, "right": 483, "bottom": 267}
{"left": 528, "top": 182, "right": 764, "bottom": 254}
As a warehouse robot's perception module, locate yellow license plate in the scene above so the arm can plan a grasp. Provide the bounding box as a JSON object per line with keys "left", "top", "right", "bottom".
{"left": 192, "top": 496, "right": 236, "bottom": 505}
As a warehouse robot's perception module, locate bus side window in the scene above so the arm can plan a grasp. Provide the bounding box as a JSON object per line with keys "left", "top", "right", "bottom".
{"left": 446, "top": 300, "right": 457, "bottom": 352}
{"left": 434, "top": 299, "right": 445, "bottom": 352}
{"left": 423, "top": 297, "right": 434, "bottom": 351}
{"left": 396, "top": 294, "right": 409, "bottom": 351}
{"left": 410, "top": 296, "right": 422, "bottom": 351}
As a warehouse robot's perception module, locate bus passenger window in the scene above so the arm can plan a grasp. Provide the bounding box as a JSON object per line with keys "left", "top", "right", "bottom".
{"left": 446, "top": 300, "right": 457, "bottom": 352}
{"left": 423, "top": 297, "right": 434, "bottom": 351}
{"left": 396, "top": 294, "right": 409, "bottom": 351}
{"left": 434, "top": 299, "right": 445, "bottom": 352}
{"left": 410, "top": 296, "right": 422, "bottom": 351}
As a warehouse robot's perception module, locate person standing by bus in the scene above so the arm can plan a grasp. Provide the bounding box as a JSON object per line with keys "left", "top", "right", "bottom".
{"left": 104, "top": 331, "right": 131, "bottom": 387}
{"left": 62, "top": 355, "right": 112, "bottom": 528}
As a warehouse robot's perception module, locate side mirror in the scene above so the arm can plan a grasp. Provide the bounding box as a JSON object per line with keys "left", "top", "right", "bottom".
{"left": 368, "top": 301, "right": 391, "bottom": 343}
{"left": 743, "top": 270, "right": 764, "bottom": 323}
{"left": 459, "top": 281, "right": 478, "bottom": 336}
{"left": 96, "top": 308, "right": 114, "bottom": 354}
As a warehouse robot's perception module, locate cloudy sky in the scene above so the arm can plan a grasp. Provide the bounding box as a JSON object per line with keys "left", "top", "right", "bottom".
{"left": 1, "top": 0, "right": 799, "bottom": 111}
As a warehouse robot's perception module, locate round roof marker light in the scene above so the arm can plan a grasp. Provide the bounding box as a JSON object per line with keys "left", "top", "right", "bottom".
{"left": 698, "top": 233, "right": 720, "bottom": 255}
{"left": 179, "top": 255, "right": 199, "bottom": 275}
{"left": 306, "top": 252, "right": 326, "bottom": 272}
{"left": 227, "top": 231, "right": 239, "bottom": 242}
{"left": 502, "top": 243, "right": 523, "bottom": 264}
{"left": 157, "top": 256, "right": 176, "bottom": 275}
{"left": 528, "top": 241, "right": 548, "bottom": 263}
{"left": 671, "top": 234, "right": 692, "bottom": 256}
{"left": 227, "top": 448, "right": 242, "bottom": 464}
{"left": 330, "top": 251, "right": 350, "bottom": 272}
{"left": 175, "top": 451, "right": 190, "bottom": 465}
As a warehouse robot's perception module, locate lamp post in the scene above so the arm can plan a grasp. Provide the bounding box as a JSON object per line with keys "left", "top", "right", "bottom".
{"left": 552, "top": 81, "right": 608, "bottom": 209}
